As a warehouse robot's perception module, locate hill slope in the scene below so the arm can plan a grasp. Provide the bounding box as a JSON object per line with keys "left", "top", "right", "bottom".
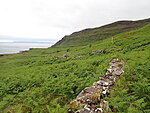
{"left": 0, "top": 23, "right": 149, "bottom": 112}
{"left": 53, "top": 18, "right": 150, "bottom": 47}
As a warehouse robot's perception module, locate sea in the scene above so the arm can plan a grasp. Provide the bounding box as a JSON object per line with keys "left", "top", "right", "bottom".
{"left": 0, "top": 42, "right": 53, "bottom": 54}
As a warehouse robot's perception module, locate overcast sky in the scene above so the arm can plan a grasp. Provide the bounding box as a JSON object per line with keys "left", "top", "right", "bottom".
{"left": 0, "top": 0, "right": 149, "bottom": 42}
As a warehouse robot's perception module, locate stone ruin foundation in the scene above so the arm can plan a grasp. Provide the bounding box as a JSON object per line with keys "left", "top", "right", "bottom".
{"left": 67, "top": 57, "right": 124, "bottom": 113}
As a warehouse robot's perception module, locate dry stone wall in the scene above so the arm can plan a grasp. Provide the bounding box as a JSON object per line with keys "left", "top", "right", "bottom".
{"left": 67, "top": 57, "right": 124, "bottom": 113}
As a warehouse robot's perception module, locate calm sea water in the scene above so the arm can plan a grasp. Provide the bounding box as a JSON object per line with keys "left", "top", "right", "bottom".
{"left": 0, "top": 43, "right": 52, "bottom": 54}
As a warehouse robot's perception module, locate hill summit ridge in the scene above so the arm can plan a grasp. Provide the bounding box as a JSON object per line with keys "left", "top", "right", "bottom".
{"left": 53, "top": 18, "right": 150, "bottom": 47}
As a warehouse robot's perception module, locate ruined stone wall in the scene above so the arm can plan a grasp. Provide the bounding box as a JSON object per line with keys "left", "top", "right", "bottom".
{"left": 67, "top": 57, "right": 124, "bottom": 113}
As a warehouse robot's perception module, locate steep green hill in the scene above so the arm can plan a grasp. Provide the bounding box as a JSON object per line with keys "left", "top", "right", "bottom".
{"left": 0, "top": 22, "right": 149, "bottom": 112}
{"left": 53, "top": 18, "right": 150, "bottom": 47}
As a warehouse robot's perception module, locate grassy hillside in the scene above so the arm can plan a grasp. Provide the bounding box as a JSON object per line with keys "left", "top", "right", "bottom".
{"left": 53, "top": 18, "right": 150, "bottom": 47}
{"left": 0, "top": 23, "right": 150, "bottom": 112}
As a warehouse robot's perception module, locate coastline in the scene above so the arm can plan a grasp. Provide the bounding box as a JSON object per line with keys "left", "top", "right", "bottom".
{"left": 0, "top": 42, "right": 53, "bottom": 55}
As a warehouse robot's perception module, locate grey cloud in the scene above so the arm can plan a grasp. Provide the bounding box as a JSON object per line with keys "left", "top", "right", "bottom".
{"left": 0, "top": 0, "right": 149, "bottom": 40}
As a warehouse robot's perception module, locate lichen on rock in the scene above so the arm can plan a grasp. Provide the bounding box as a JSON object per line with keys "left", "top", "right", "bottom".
{"left": 67, "top": 57, "right": 124, "bottom": 113}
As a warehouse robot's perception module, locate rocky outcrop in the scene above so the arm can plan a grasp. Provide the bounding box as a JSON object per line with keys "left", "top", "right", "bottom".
{"left": 67, "top": 57, "right": 124, "bottom": 113}
{"left": 60, "top": 54, "right": 69, "bottom": 58}
{"left": 91, "top": 48, "right": 122, "bottom": 54}
{"left": 92, "top": 50, "right": 105, "bottom": 54}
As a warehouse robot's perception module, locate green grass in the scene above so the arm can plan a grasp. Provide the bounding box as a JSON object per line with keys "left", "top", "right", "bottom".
{"left": 0, "top": 24, "right": 150, "bottom": 112}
